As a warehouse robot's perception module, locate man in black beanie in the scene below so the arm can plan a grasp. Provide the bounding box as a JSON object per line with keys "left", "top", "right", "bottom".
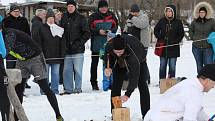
{"left": 104, "top": 34, "right": 150, "bottom": 119}
{"left": 60, "top": 0, "right": 90, "bottom": 95}
{"left": 144, "top": 64, "right": 215, "bottom": 121}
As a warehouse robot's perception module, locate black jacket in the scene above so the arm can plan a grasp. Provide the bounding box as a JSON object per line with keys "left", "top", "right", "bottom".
{"left": 3, "top": 28, "right": 41, "bottom": 60}
{"left": 31, "top": 16, "right": 44, "bottom": 49}
{"left": 154, "top": 5, "right": 184, "bottom": 58}
{"left": 89, "top": 10, "right": 118, "bottom": 52}
{"left": 3, "top": 15, "right": 31, "bottom": 36}
{"left": 39, "top": 23, "right": 64, "bottom": 64}
{"left": 60, "top": 10, "right": 90, "bottom": 54}
{"left": 105, "top": 34, "right": 146, "bottom": 97}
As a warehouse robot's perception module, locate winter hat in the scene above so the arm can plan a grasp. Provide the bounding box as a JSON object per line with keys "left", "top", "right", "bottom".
{"left": 9, "top": 4, "right": 20, "bottom": 12}
{"left": 46, "top": 8, "right": 55, "bottom": 19}
{"left": 198, "top": 64, "right": 215, "bottom": 81}
{"left": 199, "top": 7, "right": 207, "bottom": 13}
{"left": 66, "top": 0, "right": 77, "bottom": 6}
{"left": 98, "top": 0, "right": 108, "bottom": 8}
{"left": 112, "top": 35, "right": 126, "bottom": 50}
{"left": 130, "top": 4, "right": 140, "bottom": 12}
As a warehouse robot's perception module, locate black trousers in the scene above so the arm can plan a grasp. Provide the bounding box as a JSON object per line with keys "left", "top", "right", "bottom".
{"left": 14, "top": 78, "right": 61, "bottom": 121}
{"left": 0, "top": 73, "right": 10, "bottom": 121}
{"left": 90, "top": 52, "right": 100, "bottom": 86}
{"left": 111, "top": 62, "right": 150, "bottom": 119}
{"left": 0, "top": 84, "right": 10, "bottom": 121}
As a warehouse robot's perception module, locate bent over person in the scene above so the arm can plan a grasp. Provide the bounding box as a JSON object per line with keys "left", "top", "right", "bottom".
{"left": 104, "top": 34, "right": 150, "bottom": 119}
{"left": 144, "top": 64, "right": 215, "bottom": 121}
{"left": 2, "top": 28, "right": 64, "bottom": 121}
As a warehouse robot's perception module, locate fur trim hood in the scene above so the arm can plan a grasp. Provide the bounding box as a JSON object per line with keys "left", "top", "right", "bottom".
{"left": 193, "top": 2, "right": 214, "bottom": 19}
{"left": 164, "top": 5, "right": 176, "bottom": 19}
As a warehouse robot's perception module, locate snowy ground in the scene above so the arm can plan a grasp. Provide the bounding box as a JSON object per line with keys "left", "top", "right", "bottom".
{"left": 1, "top": 41, "right": 215, "bottom": 121}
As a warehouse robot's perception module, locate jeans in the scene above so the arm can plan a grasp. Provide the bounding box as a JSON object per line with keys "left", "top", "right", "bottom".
{"left": 159, "top": 57, "right": 177, "bottom": 79}
{"left": 47, "top": 64, "right": 60, "bottom": 94}
{"left": 63, "top": 53, "right": 84, "bottom": 93}
{"left": 192, "top": 45, "right": 213, "bottom": 74}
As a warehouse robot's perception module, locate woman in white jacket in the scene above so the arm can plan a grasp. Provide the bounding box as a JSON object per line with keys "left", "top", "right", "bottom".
{"left": 144, "top": 64, "right": 215, "bottom": 121}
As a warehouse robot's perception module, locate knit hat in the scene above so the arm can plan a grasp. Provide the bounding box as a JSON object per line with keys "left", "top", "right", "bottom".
{"left": 46, "top": 8, "right": 55, "bottom": 19}
{"left": 112, "top": 35, "right": 126, "bottom": 50}
{"left": 198, "top": 64, "right": 215, "bottom": 81}
{"left": 199, "top": 7, "right": 207, "bottom": 13}
{"left": 9, "top": 4, "right": 20, "bottom": 13}
{"left": 130, "top": 4, "right": 140, "bottom": 12}
{"left": 67, "top": 0, "right": 77, "bottom": 6}
{"left": 98, "top": 0, "right": 108, "bottom": 8}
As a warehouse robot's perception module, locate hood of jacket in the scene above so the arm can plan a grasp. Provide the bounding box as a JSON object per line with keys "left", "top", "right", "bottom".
{"left": 193, "top": 2, "right": 214, "bottom": 19}
{"left": 164, "top": 4, "right": 176, "bottom": 19}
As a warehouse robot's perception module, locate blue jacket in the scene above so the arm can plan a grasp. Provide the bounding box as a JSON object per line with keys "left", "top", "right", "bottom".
{"left": 0, "top": 32, "right": 6, "bottom": 58}
{"left": 208, "top": 32, "right": 215, "bottom": 61}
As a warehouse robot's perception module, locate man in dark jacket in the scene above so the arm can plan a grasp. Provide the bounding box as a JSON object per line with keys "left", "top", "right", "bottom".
{"left": 3, "top": 3, "right": 31, "bottom": 69}
{"left": 31, "top": 8, "right": 47, "bottom": 48}
{"left": 3, "top": 3, "right": 32, "bottom": 88}
{"left": 154, "top": 5, "right": 184, "bottom": 79}
{"left": 89, "top": 0, "right": 118, "bottom": 90}
{"left": 104, "top": 34, "right": 150, "bottom": 119}
{"left": 2, "top": 28, "right": 64, "bottom": 121}
{"left": 60, "top": 0, "right": 90, "bottom": 94}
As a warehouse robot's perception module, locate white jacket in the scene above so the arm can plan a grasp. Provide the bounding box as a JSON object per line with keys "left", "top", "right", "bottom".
{"left": 144, "top": 78, "right": 209, "bottom": 121}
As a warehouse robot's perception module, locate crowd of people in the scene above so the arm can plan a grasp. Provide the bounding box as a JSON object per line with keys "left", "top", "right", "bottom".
{"left": 0, "top": 0, "right": 215, "bottom": 121}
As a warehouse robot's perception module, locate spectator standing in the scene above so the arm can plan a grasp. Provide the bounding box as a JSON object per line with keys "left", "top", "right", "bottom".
{"left": 2, "top": 3, "right": 30, "bottom": 69}
{"left": 89, "top": 0, "right": 118, "bottom": 90}
{"left": 154, "top": 5, "right": 184, "bottom": 80}
{"left": 38, "top": 8, "right": 64, "bottom": 94}
{"left": 3, "top": 3, "right": 32, "bottom": 89}
{"left": 60, "top": 0, "right": 90, "bottom": 94}
{"left": 31, "top": 8, "right": 47, "bottom": 48}
{"left": 124, "top": 4, "right": 151, "bottom": 84}
{"left": 189, "top": 2, "right": 215, "bottom": 74}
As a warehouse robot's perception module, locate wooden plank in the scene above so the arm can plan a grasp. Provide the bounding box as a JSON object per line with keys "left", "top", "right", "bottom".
{"left": 6, "top": 69, "right": 29, "bottom": 121}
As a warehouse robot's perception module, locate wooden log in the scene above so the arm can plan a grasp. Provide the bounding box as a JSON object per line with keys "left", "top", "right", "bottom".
{"left": 160, "top": 78, "right": 177, "bottom": 94}
{"left": 112, "top": 108, "right": 130, "bottom": 121}
{"left": 6, "top": 69, "right": 22, "bottom": 87}
{"left": 6, "top": 69, "right": 29, "bottom": 121}
{"left": 9, "top": 105, "right": 15, "bottom": 121}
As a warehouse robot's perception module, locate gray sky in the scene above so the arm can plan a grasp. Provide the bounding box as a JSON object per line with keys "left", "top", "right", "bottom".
{"left": 1, "top": 0, "right": 25, "bottom": 5}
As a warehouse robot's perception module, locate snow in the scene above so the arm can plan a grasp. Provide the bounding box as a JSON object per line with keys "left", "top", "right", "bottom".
{"left": 1, "top": 40, "right": 215, "bottom": 121}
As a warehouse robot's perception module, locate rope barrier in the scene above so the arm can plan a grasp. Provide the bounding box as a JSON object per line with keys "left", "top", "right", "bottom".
{"left": 5, "top": 37, "right": 215, "bottom": 62}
